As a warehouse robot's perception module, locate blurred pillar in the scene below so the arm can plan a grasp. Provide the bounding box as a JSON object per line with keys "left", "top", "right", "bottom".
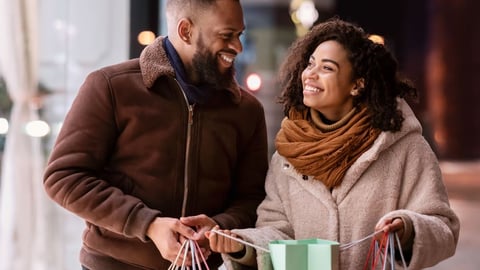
{"left": 426, "top": 0, "right": 480, "bottom": 160}
{"left": 129, "top": 0, "right": 159, "bottom": 59}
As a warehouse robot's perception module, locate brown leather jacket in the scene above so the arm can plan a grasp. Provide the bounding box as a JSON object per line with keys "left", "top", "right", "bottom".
{"left": 43, "top": 37, "right": 268, "bottom": 270}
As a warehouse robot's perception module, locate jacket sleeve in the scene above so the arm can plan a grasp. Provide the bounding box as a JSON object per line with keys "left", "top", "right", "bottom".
{"left": 43, "top": 70, "right": 160, "bottom": 242}
{"left": 212, "top": 95, "right": 269, "bottom": 229}
{"left": 380, "top": 136, "right": 460, "bottom": 269}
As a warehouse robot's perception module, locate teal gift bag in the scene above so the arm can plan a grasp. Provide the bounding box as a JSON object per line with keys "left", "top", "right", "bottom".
{"left": 269, "top": 238, "right": 339, "bottom": 270}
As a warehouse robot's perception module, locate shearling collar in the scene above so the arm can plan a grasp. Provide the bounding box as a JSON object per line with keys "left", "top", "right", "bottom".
{"left": 139, "top": 36, "right": 242, "bottom": 104}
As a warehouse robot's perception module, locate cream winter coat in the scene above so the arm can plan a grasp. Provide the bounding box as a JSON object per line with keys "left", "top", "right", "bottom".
{"left": 223, "top": 100, "right": 459, "bottom": 270}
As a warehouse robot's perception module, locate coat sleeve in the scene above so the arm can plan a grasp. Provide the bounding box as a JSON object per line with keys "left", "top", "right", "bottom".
{"left": 380, "top": 136, "right": 460, "bottom": 269}
{"left": 43, "top": 70, "right": 160, "bottom": 241}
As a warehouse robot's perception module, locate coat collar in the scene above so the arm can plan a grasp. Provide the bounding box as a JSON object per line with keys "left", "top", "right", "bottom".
{"left": 139, "top": 36, "right": 242, "bottom": 104}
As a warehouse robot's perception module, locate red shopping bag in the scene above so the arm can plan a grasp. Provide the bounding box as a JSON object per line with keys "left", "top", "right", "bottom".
{"left": 363, "top": 232, "right": 408, "bottom": 270}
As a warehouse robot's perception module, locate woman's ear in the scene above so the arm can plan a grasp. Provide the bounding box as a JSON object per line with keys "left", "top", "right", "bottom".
{"left": 351, "top": 78, "right": 365, "bottom": 96}
{"left": 354, "top": 78, "right": 365, "bottom": 90}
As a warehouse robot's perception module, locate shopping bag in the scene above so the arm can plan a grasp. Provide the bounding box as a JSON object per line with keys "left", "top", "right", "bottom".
{"left": 363, "top": 232, "right": 408, "bottom": 270}
{"left": 269, "top": 238, "right": 339, "bottom": 270}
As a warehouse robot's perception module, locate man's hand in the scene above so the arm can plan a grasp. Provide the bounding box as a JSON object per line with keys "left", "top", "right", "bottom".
{"left": 180, "top": 214, "right": 218, "bottom": 251}
{"left": 146, "top": 217, "right": 197, "bottom": 266}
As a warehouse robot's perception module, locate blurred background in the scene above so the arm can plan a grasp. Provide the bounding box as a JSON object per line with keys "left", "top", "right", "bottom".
{"left": 0, "top": 0, "right": 478, "bottom": 269}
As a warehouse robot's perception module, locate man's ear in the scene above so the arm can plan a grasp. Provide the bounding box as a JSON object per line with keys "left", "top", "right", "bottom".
{"left": 177, "top": 18, "right": 193, "bottom": 44}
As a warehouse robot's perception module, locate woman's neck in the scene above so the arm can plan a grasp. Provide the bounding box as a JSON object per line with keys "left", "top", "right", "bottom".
{"left": 310, "top": 107, "right": 357, "bottom": 132}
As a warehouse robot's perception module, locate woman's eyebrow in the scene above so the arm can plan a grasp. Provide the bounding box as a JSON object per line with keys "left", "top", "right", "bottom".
{"left": 321, "top": 58, "right": 340, "bottom": 68}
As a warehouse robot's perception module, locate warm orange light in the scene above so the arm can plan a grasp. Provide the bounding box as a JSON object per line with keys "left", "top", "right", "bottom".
{"left": 246, "top": 73, "right": 262, "bottom": 91}
{"left": 369, "top": 34, "right": 385, "bottom": 45}
{"left": 137, "top": 31, "right": 156, "bottom": 46}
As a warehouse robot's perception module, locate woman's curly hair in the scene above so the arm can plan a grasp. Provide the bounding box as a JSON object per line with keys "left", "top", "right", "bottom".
{"left": 277, "top": 17, "right": 418, "bottom": 132}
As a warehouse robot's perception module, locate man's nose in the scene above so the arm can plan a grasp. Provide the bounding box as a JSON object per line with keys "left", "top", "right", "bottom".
{"left": 229, "top": 37, "right": 243, "bottom": 54}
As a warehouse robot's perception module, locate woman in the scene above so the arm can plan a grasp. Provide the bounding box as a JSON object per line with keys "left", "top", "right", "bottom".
{"left": 206, "top": 18, "right": 459, "bottom": 269}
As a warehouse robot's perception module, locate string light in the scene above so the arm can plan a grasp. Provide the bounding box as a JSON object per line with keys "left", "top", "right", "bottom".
{"left": 25, "top": 120, "right": 50, "bottom": 137}
{"left": 137, "top": 31, "right": 156, "bottom": 45}
{"left": 246, "top": 73, "right": 262, "bottom": 91}
{"left": 369, "top": 34, "right": 385, "bottom": 45}
{"left": 0, "top": 118, "right": 8, "bottom": 134}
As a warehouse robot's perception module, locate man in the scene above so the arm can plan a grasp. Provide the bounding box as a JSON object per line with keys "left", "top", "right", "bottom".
{"left": 43, "top": 0, "right": 268, "bottom": 269}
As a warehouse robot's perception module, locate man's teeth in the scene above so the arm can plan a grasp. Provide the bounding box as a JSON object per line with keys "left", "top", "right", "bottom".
{"left": 304, "top": 85, "right": 320, "bottom": 92}
{"left": 221, "top": 55, "right": 234, "bottom": 63}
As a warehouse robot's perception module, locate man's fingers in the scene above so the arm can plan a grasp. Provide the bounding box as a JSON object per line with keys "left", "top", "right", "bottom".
{"left": 173, "top": 220, "right": 197, "bottom": 239}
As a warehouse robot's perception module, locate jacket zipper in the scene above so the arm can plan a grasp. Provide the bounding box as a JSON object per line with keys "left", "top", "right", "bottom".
{"left": 175, "top": 79, "right": 194, "bottom": 217}
{"left": 181, "top": 104, "right": 194, "bottom": 217}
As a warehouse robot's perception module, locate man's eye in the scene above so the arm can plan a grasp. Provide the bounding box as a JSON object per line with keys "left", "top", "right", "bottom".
{"left": 220, "top": 33, "right": 233, "bottom": 39}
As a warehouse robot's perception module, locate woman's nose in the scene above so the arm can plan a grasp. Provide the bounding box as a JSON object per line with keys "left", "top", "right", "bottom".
{"left": 303, "top": 68, "right": 318, "bottom": 80}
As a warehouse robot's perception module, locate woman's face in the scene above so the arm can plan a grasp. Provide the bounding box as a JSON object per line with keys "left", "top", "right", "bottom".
{"left": 301, "top": 40, "right": 358, "bottom": 121}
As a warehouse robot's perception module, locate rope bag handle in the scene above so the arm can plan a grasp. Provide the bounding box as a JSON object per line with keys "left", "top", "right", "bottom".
{"left": 168, "top": 239, "right": 210, "bottom": 270}
{"left": 362, "top": 232, "right": 408, "bottom": 270}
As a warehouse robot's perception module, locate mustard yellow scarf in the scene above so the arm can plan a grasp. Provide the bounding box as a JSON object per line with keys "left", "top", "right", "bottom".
{"left": 275, "top": 106, "right": 381, "bottom": 188}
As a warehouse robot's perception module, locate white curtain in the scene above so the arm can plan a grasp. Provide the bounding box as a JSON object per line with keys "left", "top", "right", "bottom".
{"left": 0, "top": 0, "right": 55, "bottom": 269}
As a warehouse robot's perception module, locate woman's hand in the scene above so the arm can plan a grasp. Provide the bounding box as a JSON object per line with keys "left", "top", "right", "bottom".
{"left": 374, "top": 217, "right": 404, "bottom": 244}
{"left": 205, "top": 226, "right": 245, "bottom": 254}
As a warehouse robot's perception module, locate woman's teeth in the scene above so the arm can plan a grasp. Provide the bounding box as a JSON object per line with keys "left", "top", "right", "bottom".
{"left": 304, "top": 85, "right": 320, "bottom": 92}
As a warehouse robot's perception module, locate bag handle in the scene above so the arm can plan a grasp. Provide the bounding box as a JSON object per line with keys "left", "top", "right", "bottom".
{"left": 363, "top": 232, "right": 408, "bottom": 270}
{"left": 168, "top": 239, "right": 211, "bottom": 270}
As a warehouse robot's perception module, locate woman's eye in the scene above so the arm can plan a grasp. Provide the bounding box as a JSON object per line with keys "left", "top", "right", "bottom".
{"left": 323, "top": 65, "right": 333, "bottom": 71}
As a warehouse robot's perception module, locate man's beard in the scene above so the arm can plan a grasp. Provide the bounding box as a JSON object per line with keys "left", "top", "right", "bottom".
{"left": 191, "top": 37, "right": 235, "bottom": 90}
